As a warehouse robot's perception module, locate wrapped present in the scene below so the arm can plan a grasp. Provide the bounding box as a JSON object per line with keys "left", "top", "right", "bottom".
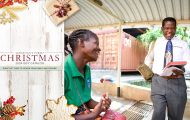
{"left": 44, "top": 0, "right": 80, "bottom": 25}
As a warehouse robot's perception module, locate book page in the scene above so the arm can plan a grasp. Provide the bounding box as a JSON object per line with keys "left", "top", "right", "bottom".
{"left": 160, "top": 67, "right": 184, "bottom": 76}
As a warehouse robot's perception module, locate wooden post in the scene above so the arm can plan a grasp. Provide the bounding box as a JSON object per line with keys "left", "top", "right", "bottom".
{"left": 117, "top": 23, "right": 122, "bottom": 97}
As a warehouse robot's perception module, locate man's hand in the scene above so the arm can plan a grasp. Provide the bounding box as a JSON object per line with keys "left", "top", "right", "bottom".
{"left": 165, "top": 68, "right": 184, "bottom": 79}
{"left": 172, "top": 69, "right": 184, "bottom": 75}
{"left": 160, "top": 67, "right": 184, "bottom": 79}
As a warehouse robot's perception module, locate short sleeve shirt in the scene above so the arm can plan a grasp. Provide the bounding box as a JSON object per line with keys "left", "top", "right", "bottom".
{"left": 64, "top": 54, "right": 91, "bottom": 107}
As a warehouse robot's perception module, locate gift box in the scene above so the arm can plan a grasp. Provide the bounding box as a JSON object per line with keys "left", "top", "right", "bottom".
{"left": 44, "top": 0, "right": 80, "bottom": 25}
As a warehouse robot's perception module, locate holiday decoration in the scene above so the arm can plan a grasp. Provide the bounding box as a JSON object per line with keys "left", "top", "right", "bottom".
{"left": 44, "top": 96, "right": 77, "bottom": 120}
{"left": 0, "top": 0, "right": 38, "bottom": 25}
{"left": 0, "top": 96, "right": 26, "bottom": 120}
{"left": 0, "top": 5, "right": 27, "bottom": 24}
{"left": 0, "top": 0, "right": 38, "bottom": 8}
{"left": 44, "top": 0, "right": 80, "bottom": 25}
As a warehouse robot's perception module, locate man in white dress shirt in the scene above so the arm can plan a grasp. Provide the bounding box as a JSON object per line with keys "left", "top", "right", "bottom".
{"left": 145, "top": 17, "right": 190, "bottom": 120}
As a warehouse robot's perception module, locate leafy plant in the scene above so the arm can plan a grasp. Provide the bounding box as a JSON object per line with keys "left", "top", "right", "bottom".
{"left": 128, "top": 80, "right": 151, "bottom": 88}
{"left": 137, "top": 28, "right": 162, "bottom": 48}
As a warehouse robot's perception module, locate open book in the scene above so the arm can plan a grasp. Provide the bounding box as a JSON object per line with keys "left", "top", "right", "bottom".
{"left": 160, "top": 61, "right": 187, "bottom": 77}
{"left": 165, "top": 61, "right": 187, "bottom": 68}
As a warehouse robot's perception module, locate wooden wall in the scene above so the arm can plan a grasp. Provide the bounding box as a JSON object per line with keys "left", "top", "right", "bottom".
{"left": 0, "top": 1, "right": 64, "bottom": 120}
{"left": 90, "top": 30, "right": 119, "bottom": 69}
{"left": 121, "top": 33, "right": 147, "bottom": 72}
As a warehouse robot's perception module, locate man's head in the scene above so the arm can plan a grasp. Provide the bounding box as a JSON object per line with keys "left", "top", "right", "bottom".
{"left": 161, "top": 17, "right": 177, "bottom": 40}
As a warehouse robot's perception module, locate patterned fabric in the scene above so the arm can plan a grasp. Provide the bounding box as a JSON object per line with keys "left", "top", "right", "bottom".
{"left": 102, "top": 110, "right": 126, "bottom": 120}
{"left": 164, "top": 39, "right": 173, "bottom": 67}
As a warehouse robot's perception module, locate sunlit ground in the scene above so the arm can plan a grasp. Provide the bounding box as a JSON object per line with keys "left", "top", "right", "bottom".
{"left": 91, "top": 70, "right": 190, "bottom": 120}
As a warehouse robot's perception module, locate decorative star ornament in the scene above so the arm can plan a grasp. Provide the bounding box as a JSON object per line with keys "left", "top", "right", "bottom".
{"left": 44, "top": 96, "right": 77, "bottom": 120}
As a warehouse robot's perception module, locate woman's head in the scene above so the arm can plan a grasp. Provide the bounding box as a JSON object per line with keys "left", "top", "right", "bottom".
{"left": 68, "top": 29, "right": 101, "bottom": 61}
{"left": 64, "top": 34, "right": 71, "bottom": 56}
{"left": 161, "top": 17, "right": 177, "bottom": 39}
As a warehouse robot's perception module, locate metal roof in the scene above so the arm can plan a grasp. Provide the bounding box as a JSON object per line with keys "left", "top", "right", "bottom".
{"left": 65, "top": 0, "right": 190, "bottom": 30}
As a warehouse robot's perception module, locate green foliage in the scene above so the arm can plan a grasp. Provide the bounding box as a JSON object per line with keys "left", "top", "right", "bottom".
{"left": 137, "top": 28, "right": 162, "bottom": 48}
{"left": 128, "top": 80, "right": 151, "bottom": 88}
{"left": 137, "top": 26, "right": 190, "bottom": 48}
{"left": 176, "top": 27, "right": 190, "bottom": 47}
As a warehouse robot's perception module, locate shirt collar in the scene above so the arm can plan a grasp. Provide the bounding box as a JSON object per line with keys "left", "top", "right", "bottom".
{"left": 162, "top": 35, "right": 177, "bottom": 41}
{"left": 67, "top": 54, "right": 88, "bottom": 78}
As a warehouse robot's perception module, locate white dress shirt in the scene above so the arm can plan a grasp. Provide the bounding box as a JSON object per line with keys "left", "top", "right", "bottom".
{"left": 145, "top": 36, "right": 190, "bottom": 75}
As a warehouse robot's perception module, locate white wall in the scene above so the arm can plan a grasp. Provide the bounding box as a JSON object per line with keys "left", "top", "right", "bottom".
{"left": 0, "top": 1, "right": 64, "bottom": 120}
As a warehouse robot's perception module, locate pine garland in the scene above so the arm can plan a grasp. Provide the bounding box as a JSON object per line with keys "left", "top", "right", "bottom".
{"left": 0, "top": 96, "right": 26, "bottom": 120}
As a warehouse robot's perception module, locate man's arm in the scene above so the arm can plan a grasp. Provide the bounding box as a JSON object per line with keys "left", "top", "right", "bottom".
{"left": 183, "top": 42, "right": 190, "bottom": 74}
{"left": 144, "top": 41, "right": 155, "bottom": 69}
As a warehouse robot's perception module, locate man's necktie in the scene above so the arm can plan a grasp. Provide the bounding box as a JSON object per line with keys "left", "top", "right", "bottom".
{"left": 164, "top": 39, "right": 173, "bottom": 67}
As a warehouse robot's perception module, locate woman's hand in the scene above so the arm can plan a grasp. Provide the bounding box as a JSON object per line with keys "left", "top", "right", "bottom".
{"left": 93, "top": 99, "right": 104, "bottom": 115}
{"left": 74, "top": 99, "right": 104, "bottom": 120}
{"left": 101, "top": 93, "right": 111, "bottom": 111}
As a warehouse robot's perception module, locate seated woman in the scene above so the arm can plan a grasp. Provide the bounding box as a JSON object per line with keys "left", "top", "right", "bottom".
{"left": 64, "top": 34, "right": 71, "bottom": 56}
{"left": 64, "top": 29, "right": 111, "bottom": 120}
